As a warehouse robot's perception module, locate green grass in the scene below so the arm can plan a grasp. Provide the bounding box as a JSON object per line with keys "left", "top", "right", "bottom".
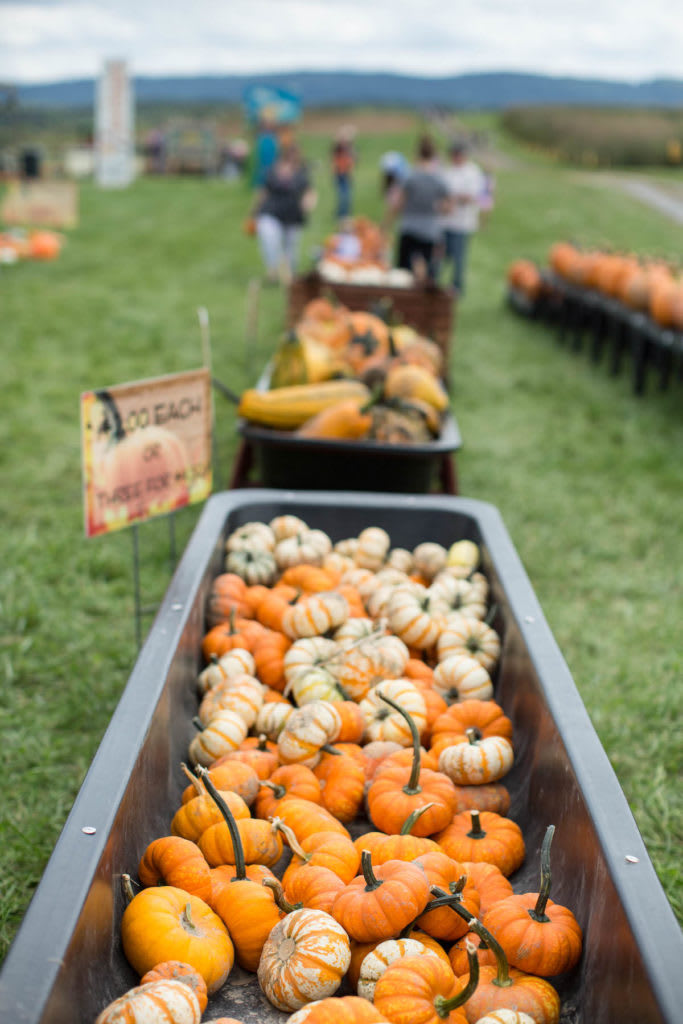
{"left": 1, "top": 116, "right": 682, "bottom": 962}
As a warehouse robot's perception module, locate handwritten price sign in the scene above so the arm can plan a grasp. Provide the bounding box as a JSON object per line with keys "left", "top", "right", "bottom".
{"left": 81, "top": 368, "right": 212, "bottom": 537}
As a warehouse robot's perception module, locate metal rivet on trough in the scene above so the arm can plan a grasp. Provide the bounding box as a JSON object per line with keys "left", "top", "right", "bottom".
{"left": 524, "top": 615, "right": 535, "bottom": 623}
{"left": 625, "top": 855, "right": 639, "bottom": 864}
{"left": 172, "top": 603, "right": 183, "bottom": 611}
{"left": 81, "top": 826, "right": 97, "bottom": 835}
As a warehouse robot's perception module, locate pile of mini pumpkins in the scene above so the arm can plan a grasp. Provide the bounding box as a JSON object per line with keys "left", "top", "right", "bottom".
{"left": 95, "top": 516, "right": 583, "bottom": 1024}
{"left": 317, "top": 216, "right": 414, "bottom": 288}
{"left": 548, "top": 241, "right": 683, "bottom": 330}
{"left": 238, "top": 299, "right": 450, "bottom": 444}
{"left": 0, "top": 228, "right": 63, "bottom": 264}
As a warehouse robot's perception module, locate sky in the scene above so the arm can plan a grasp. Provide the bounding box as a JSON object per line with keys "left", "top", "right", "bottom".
{"left": 2, "top": 0, "right": 683, "bottom": 86}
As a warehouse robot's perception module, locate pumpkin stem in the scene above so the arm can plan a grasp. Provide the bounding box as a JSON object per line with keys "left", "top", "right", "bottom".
{"left": 467, "top": 809, "right": 487, "bottom": 839}
{"left": 438, "top": 895, "right": 512, "bottom": 989}
{"left": 485, "top": 603, "right": 498, "bottom": 627}
{"left": 191, "top": 716, "right": 204, "bottom": 732}
{"left": 262, "top": 876, "right": 303, "bottom": 915}
{"left": 450, "top": 874, "right": 467, "bottom": 897}
{"left": 400, "top": 803, "right": 435, "bottom": 835}
{"left": 263, "top": 780, "right": 286, "bottom": 799}
{"left": 433, "top": 940, "right": 480, "bottom": 1017}
{"left": 121, "top": 873, "right": 137, "bottom": 905}
{"left": 181, "top": 901, "right": 199, "bottom": 934}
{"left": 270, "top": 818, "right": 308, "bottom": 861}
{"left": 529, "top": 824, "right": 555, "bottom": 922}
{"left": 465, "top": 727, "right": 480, "bottom": 747}
{"left": 321, "top": 743, "right": 343, "bottom": 756}
{"left": 180, "top": 761, "right": 204, "bottom": 796}
{"left": 377, "top": 690, "right": 422, "bottom": 794}
{"left": 360, "top": 849, "right": 383, "bottom": 892}
{"left": 196, "top": 765, "right": 247, "bottom": 881}
{"left": 256, "top": 734, "right": 269, "bottom": 751}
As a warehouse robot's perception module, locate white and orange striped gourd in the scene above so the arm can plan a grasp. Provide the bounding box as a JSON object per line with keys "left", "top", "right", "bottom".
{"left": 437, "top": 615, "right": 501, "bottom": 673}
{"left": 282, "top": 591, "right": 349, "bottom": 639}
{"left": 95, "top": 979, "right": 201, "bottom": 1024}
{"left": 359, "top": 679, "right": 427, "bottom": 745}
{"left": 188, "top": 710, "right": 249, "bottom": 767}
{"left": 438, "top": 732, "right": 514, "bottom": 785}
{"left": 277, "top": 701, "right": 342, "bottom": 767}
{"left": 257, "top": 908, "right": 351, "bottom": 1011}
{"left": 433, "top": 655, "right": 493, "bottom": 704}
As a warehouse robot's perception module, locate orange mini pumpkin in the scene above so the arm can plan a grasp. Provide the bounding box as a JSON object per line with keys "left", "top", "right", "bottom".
{"left": 331, "top": 850, "right": 431, "bottom": 943}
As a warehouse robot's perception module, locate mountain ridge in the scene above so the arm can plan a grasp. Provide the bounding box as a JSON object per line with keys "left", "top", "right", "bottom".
{"left": 15, "top": 70, "right": 683, "bottom": 110}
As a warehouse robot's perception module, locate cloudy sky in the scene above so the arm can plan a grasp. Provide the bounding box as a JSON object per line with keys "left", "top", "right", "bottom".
{"left": 2, "top": 0, "right": 682, "bottom": 85}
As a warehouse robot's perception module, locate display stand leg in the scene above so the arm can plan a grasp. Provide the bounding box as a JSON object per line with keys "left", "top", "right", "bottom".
{"left": 169, "top": 512, "right": 177, "bottom": 573}
{"left": 131, "top": 524, "right": 142, "bottom": 651}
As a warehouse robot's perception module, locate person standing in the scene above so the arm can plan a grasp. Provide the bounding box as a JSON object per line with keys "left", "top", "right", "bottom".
{"left": 331, "top": 127, "right": 356, "bottom": 220}
{"left": 439, "top": 139, "right": 486, "bottom": 296}
{"left": 251, "top": 116, "right": 279, "bottom": 188}
{"left": 250, "top": 143, "right": 317, "bottom": 284}
{"left": 385, "top": 134, "right": 450, "bottom": 283}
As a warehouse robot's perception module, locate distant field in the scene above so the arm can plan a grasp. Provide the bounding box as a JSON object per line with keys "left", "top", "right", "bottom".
{"left": 503, "top": 105, "right": 683, "bottom": 167}
{"left": 1, "top": 114, "right": 682, "bottom": 970}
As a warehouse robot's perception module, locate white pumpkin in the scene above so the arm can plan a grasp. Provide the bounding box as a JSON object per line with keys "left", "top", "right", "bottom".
{"left": 277, "top": 701, "right": 342, "bottom": 767}
{"left": 433, "top": 655, "right": 494, "bottom": 704}
{"left": 357, "top": 938, "right": 435, "bottom": 1001}
{"left": 275, "top": 529, "right": 332, "bottom": 569}
{"left": 95, "top": 980, "right": 201, "bottom": 1024}
{"left": 360, "top": 679, "right": 427, "bottom": 745}
{"left": 354, "top": 526, "right": 390, "bottom": 571}
{"left": 225, "top": 520, "right": 275, "bottom": 552}
{"left": 188, "top": 709, "right": 249, "bottom": 767}
{"left": 437, "top": 615, "right": 501, "bottom": 673}
{"left": 281, "top": 591, "right": 349, "bottom": 639}
{"left": 257, "top": 908, "right": 351, "bottom": 1011}
{"left": 197, "top": 673, "right": 264, "bottom": 728}
{"left": 438, "top": 734, "right": 514, "bottom": 785}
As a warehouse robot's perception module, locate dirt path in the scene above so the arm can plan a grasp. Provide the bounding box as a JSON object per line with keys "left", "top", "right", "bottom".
{"left": 570, "top": 170, "right": 683, "bottom": 224}
{"left": 607, "top": 177, "right": 683, "bottom": 224}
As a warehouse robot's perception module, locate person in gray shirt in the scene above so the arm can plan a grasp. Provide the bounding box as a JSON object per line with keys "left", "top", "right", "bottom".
{"left": 385, "top": 135, "right": 450, "bottom": 283}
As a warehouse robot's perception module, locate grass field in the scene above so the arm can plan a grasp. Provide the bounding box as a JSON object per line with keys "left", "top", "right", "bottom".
{"left": 1, "top": 115, "right": 682, "bottom": 962}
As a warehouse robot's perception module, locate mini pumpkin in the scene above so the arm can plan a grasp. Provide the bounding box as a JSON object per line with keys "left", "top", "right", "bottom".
{"left": 435, "top": 810, "right": 525, "bottom": 878}
{"left": 120, "top": 884, "right": 234, "bottom": 995}
{"left": 387, "top": 584, "right": 449, "bottom": 651}
{"left": 373, "top": 946, "right": 479, "bottom": 1024}
{"left": 195, "top": 768, "right": 285, "bottom": 971}
{"left": 432, "top": 656, "right": 493, "bottom": 705}
{"left": 278, "top": 701, "right": 343, "bottom": 768}
{"left": 366, "top": 691, "right": 458, "bottom": 837}
{"left": 286, "top": 995, "right": 389, "bottom": 1023}
{"left": 356, "top": 937, "right": 437, "bottom": 1001}
{"left": 94, "top": 980, "right": 201, "bottom": 1024}
{"left": 257, "top": 907, "right": 351, "bottom": 1011}
{"left": 359, "top": 679, "right": 427, "bottom": 746}
{"left": 331, "top": 850, "right": 431, "bottom": 943}
{"left": 438, "top": 732, "right": 514, "bottom": 786}
{"left": 188, "top": 710, "right": 249, "bottom": 768}
{"left": 138, "top": 961, "right": 208, "bottom": 1013}
{"left": 482, "top": 826, "right": 583, "bottom": 977}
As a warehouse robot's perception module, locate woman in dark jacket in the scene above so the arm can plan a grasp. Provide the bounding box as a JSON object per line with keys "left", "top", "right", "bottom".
{"left": 251, "top": 144, "right": 317, "bottom": 284}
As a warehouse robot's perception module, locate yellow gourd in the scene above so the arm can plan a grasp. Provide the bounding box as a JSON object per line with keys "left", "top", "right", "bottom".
{"left": 383, "top": 364, "right": 449, "bottom": 412}
{"left": 238, "top": 380, "right": 371, "bottom": 430}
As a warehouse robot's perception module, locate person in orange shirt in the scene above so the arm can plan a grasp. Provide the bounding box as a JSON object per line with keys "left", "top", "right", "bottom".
{"left": 331, "top": 127, "right": 356, "bottom": 220}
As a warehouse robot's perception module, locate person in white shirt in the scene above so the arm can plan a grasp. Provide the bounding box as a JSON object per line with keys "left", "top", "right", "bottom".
{"left": 439, "top": 139, "right": 486, "bottom": 296}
